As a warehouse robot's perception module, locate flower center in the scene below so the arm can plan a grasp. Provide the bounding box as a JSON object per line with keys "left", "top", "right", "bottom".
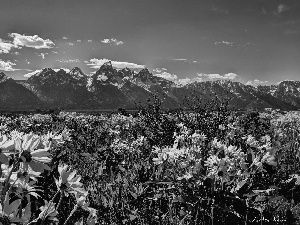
{"left": 17, "top": 171, "right": 28, "bottom": 178}
{"left": 60, "top": 183, "right": 68, "bottom": 191}
{"left": 20, "top": 150, "right": 32, "bottom": 162}
{"left": 0, "top": 215, "right": 10, "bottom": 225}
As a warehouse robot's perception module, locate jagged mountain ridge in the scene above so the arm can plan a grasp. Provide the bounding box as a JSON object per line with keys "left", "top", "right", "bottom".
{"left": 1, "top": 63, "right": 300, "bottom": 110}
{"left": 0, "top": 72, "right": 43, "bottom": 109}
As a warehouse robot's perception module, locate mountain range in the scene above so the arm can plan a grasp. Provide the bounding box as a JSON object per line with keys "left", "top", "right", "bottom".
{"left": 1, "top": 61, "right": 300, "bottom": 111}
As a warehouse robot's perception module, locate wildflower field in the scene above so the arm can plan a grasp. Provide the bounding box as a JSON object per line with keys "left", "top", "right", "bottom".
{"left": 1, "top": 101, "right": 300, "bottom": 224}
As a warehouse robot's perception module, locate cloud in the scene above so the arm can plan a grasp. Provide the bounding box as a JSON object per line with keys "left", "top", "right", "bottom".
{"left": 245, "top": 79, "right": 268, "bottom": 87}
{"left": 284, "top": 29, "right": 300, "bottom": 35}
{"left": 154, "top": 72, "right": 178, "bottom": 81}
{"left": 68, "top": 42, "right": 74, "bottom": 46}
{"left": 210, "top": 7, "right": 229, "bottom": 14}
{"left": 63, "top": 37, "right": 68, "bottom": 40}
{"left": 23, "top": 69, "right": 41, "bottom": 78}
{"left": 87, "top": 58, "right": 145, "bottom": 69}
{"left": 215, "top": 41, "right": 234, "bottom": 46}
{"left": 77, "top": 40, "right": 81, "bottom": 42}
{"left": 0, "top": 60, "right": 18, "bottom": 71}
{"left": 198, "top": 72, "right": 238, "bottom": 80}
{"left": 172, "top": 58, "right": 188, "bottom": 61}
{"left": 11, "top": 51, "right": 20, "bottom": 55}
{"left": 152, "top": 68, "right": 167, "bottom": 73}
{"left": 101, "top": 38, "right": 124, "bottom": 45}
{"left": 175, "top": 77, "right": 203, "bottom": 86}
{"left": 56, "top": 59, "right": 80, "bottom": 63}
{"left": 0, "top": 38, "right": 16, "bottom": 54}
{"left": 52, "top": 51, "right": 58, "bottom": 54}
{"left": 152, "top": 71, "right": 203, "bottom": 85}
{"left": 278, "top": 4, "right": 290, "bottom": 14}
{"left": 9, "top": 33, "right": 54, "bottom": 49}
{"left": 88, "top": 40, "right": 92, "bottom": 43}
{"left": 172, "top": 59, "right": 198, "bottom": 63}
{"left": 37, "top": 53, "right": 48, "bottom": 59}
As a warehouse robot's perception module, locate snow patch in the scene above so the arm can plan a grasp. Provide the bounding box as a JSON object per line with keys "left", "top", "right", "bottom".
{"left": 97, "top": 74, "right": 108, "bottom": 81}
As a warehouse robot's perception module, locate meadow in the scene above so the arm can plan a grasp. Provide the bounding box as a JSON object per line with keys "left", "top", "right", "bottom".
{"left": 1, "top": 99, "right": 300, "bottom": 224}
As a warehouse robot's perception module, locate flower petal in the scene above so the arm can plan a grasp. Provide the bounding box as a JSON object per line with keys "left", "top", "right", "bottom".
{"left": 0, "top": 139, "right": 15, "bottom": 152}
{"left": 31, "top": 149, "right": 51, "bottom": 158}
{"left": 33, "top": 156, "right": 51, "bottom": 163}
{"left": 67, "top": 170, "right": 77, "bottom": 181}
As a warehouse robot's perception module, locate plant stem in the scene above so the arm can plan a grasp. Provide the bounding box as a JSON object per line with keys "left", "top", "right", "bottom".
{"left": 40, "top": 190, "right": 60, "bottom": 225}
{"left": 7, "top": 177, "right": 18, "bottom": 194}
{"left": 63, "top": 204, "right": 78, "bottom": 225}
{"left": 26, "top": 219, "right": 38, "bottom": 225}
{"left": 56, "top": 190, "right": 63, "bottom": 211}
{"left": 1, "top": 161, "right": 19, "bottom": 206}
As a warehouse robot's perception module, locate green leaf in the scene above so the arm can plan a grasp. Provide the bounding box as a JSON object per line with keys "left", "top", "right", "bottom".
{"left": 268, "top": 196, "right": 284, "bottom": 202}
{"left": 129, "top": 214, "right": 138, "bottom": 221}
{"left": 172, "top": 195, "right": 185, "bottom": 203}
{"left": 0, "top": 154, "right": 9, "bottom": 165}
{"left": 255, "top": 196, "right": 267, "bottom": 202}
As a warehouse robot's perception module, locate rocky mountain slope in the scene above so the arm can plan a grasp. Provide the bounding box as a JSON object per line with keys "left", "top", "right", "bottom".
{"left": 0, "top": 72, "right": 42, "bottom": 109}
{"left": 1, "top": 63, "right": 300, "bottom": 110}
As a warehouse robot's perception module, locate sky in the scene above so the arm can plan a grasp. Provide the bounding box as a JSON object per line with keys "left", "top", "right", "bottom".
{"left": 0, "top": 0, "right": 300, "bottom": 86}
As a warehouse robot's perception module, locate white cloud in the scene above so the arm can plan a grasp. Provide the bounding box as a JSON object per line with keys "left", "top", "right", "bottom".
{"left": 284, "top": 29, "right": 300, "bottom": 35}
{"left": 0, "top": 60, "right": 18, "bottom": 71}
{"left": 52, "top": 51, "right": 58, "bottom": 54}
{"left": 23, "top": 69, "right": 41, "bottom": 78}
{"left": 223, "top": 73, "right": 238, "bottom": 79}
{"left": 101, "top": 38, "right": 124, "bottom": 45}
{"left": 210, "top": 7, "right": 229, "bottom": 14}
{"left": 215, "top": 41, "right": 234, "bottom": 46}
{"left": 0, "top": 38, "right": 16, "bottom": 54}
{"left": 11, "top": 51, "right": 20, "bottom": 55}
{"left": 87, "top": 58, "right": 145, "bottom": 69}
{"left": 101, "top": 39, "right": 110, "bottom": 44}
{"left": 172, "top": 59, "right": 198, "bottom": 63}
{"left": 245, "top": 79, "right": 268, "bottom": 87}
{"left": 154, "top": 72, "right": 178, "bottom": 81}
{"left": 278, "top": 4, "right": 290, "bottom": 14}
{"left": 88, "top": 40, "right": 92, "bottom": 43}
{"left": 63, "top": 37, "right": 68, "bottom": 40}
{"left": 9, "top": 33, "right": 54, "bottom": 49}
{"left": 197, "top": 72, "right": 238, "bottom": 80}
{"left": 77, "top": 40, "right": 81, "bottom": 42}
{"left": 175, "top": 77, "right": 203, "bottom": 86}
{"left": 172, "top": 58, "right": 188, "bottom": 61}
{"left": 68, "top": 42, "right": 74, "bottom": 46}
{"left": 56, "top": 59, "right": 80, "bottom": 63}
{"left": 152, "top": 68, "right": 167, "bottom": 73}
{"left": 152, "top": 70, "right": 204, "bottom": 85}
{"left": 37, "top": 53, "right": 48, "bottom": 59}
